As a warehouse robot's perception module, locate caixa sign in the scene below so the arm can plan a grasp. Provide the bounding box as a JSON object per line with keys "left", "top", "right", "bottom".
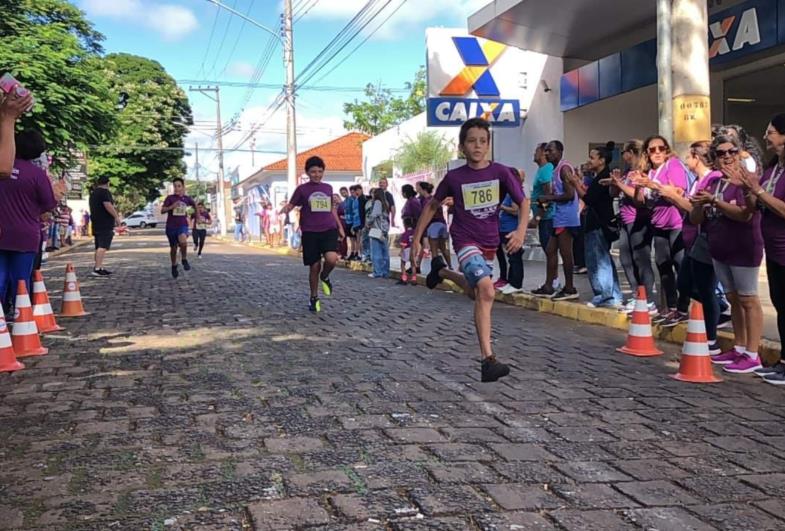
{"left": 427, "top": 98, "right": 520, "bottom": 126}
{"left": 709, "top": 0, "right": 781, "bottom": 65}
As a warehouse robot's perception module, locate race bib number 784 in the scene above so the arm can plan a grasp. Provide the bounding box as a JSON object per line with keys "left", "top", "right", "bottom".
{"left": 462, "top": 180, "right": 499, "bottom": 211}
{"left": 309, "top": 193, "right": 331, "bottom": 212}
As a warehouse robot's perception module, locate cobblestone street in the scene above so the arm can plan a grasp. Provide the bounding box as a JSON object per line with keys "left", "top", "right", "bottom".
{"left": 2, "top": 232, "right": 785, "bottom": 530}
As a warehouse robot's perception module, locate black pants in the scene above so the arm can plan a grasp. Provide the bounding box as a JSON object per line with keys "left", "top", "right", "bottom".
{"left": 621, "top": 220, "right": 656, "bottom": 304}
{"left": 497, "top": 231, "right": 524, "bottom": 288}
{"left": 768, "top": 258, "right": 785, "bottom": 358}
{"left": 653, "top": 227, "right": 684, "bottom": 310}
{"left": 678, "top": 255, "right": 720, "bottom": 341}
{"left": 193, "top": 229, "right": 207, "bottom": 255}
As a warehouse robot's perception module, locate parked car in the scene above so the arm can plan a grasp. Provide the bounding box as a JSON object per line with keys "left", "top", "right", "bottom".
{"left": 122, "top": 212, "right": 158, "bottom": 229}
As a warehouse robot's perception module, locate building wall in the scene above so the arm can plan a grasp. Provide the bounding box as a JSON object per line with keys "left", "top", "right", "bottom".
{"left": 564, "top": 84, "right": 658, "bottom": 164}
{"left": 492, "top": 55, "right": 565, "bottom": 194}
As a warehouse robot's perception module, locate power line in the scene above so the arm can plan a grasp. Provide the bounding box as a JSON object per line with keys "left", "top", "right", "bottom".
{"left": 216, "top": 0, "right": 257, "bottom": 78}
{"left": 309, "top": 0, "right": 408, "bottom": 88}
{"left": 197, "top": 3, "right": 222, "bottom": 78}
{"left": 177, "top": 79, "right": 409, "bottom": 93}
{"left": 294, "top": 0, "right": 320, "bottom": 21}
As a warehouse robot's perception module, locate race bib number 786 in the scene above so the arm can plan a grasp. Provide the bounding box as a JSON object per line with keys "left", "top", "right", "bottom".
{"left": 462, "top": 180, "right": 499, "bottom": 211}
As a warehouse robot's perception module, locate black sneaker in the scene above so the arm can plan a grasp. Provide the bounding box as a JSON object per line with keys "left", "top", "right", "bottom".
{"left": 182, "top": 259, "right": 191, "bottom": 271}
{"left": 662, "top": 311, "right": 688, "bottom": 328}
{"left": 481, "top": 357, "right": 510, "bottom": 383}
{"left": 552, "top": 287, "right": 579, "bottom": 301}
{"left": 574, "top": 266, "right": 588, "bottom": 275}
{"left": 171, "top": 265, "right": 179, "bottom": 279}
{"left": 309, "top": 297, "right": 321, "bottom": 313}
{"left": 531, "top": 285, "right": 555, "bottom": 298}
{"left": 651, "top": 312, "right": 669, "bottom": 324}
{"left": 708, "top": 342, "right": 722, "bottom": 356}
{"left": 755, "top": 364, "right": 785, "bottom": 378}
{"left": 717, "top": 313, "right": 733, "bottom": 329}
{"left": 764, "top": 369, "right": 785, "bottom": 385}
{"left": 426, "top": 256, "right": 447, "bottom": 289}
{"left": 90, "top": 269, "right": 103, "bottom": 277}
{"left": 100, "top": 268, "right": 112, "bottom": 276}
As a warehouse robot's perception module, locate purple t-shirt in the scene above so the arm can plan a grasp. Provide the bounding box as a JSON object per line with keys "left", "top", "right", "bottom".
{"left": 649, "top": 157, "right": 687, "bottom": 230}
{"left": 760, "top": 164, "right": 785, "bottom": 266}
{"left": 619, "top": 170, "right": 643, "bottom": 226}
{"left": 163, "top": 194, "right": 196, "bottom": 229}
{"left": 0, "top": 159, "right": 57, "bottom": 252}
{"left": 433, "top": 162, "right": 525, "bottom": 251}
{"left": 703, "top": 176, "right": 763, "bottom": 267}
{"left": 682, "top": 171, "right": 720, "bottom": 251}
{"left": 401, "top": 197, "right": 422, "bottom": 222}
{"left": 419, "top": 194, "right": 445, "bottom": 224}
{"left": 290, "top": 181, "right": 337, "bottom": 233}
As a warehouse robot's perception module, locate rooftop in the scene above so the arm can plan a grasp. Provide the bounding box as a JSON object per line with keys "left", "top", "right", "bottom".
{"left": 263, "top": 132, "right": 370, "bottom": 172}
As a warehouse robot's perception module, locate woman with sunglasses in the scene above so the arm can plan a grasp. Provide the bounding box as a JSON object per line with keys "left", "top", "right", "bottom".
{"left": 736, "top": 113, "right": 785, "bottom": 384}
{"left": 611, "top": 140, "right": 657, "bottom": 314}
{"left": 691, "top": 135, "right": 763, "bottom": 374}
{"left": 631, "top": 136, "right": 688, "bottom": 322}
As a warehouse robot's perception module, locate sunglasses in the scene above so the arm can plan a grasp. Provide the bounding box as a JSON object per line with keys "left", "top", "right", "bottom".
{"left": 715, "top": 148, "right": 739, "bottom": 157}
{"left": 647, "top": 145, "right": 668, "bottom": 154}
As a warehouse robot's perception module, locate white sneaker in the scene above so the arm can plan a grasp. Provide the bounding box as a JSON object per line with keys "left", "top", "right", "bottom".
{"left": 620, "top": 299, "right": 635, "bottom": 313}
{"left": 501, "top": 285, "right": 523, "bottom": 295}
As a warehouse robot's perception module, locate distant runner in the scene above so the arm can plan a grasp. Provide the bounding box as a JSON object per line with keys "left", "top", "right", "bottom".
{"left": 280, "top": 156, "right": 345, "bottom": 312}
{"left": 160, "top": 177, "right": 196, "bottom": 278}
{"left": 191, "top": 201, "right": 211, "bottom": 258}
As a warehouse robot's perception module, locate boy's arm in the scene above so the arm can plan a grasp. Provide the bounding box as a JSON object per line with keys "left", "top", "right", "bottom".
{"left": 412, "top": 199, "right": 439, "bottom": 257}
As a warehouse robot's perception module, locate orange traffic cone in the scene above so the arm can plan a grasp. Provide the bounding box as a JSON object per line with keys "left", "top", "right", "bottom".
{"left": 31, "top": 270, "right": 64, "bottom": 333}
{"left": 672, "top": 301, "right": 722, "bottom": 383}
{"left": 0, "top": 303, "right": 24, "bottom": 372}
{"left": 617, "top": 286, "right": 663, "bottom": 357}
{"left": 11, "top": 280, "right": 48, "bottom": 357}
{"left": 60, "top": 263, "right": 89, "bottom": 317}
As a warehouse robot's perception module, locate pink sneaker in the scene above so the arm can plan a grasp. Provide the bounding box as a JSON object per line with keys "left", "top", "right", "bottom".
{"left": 710, "top": 350, "right": 741, "bottom": 365}
{"left": 494, "top": 279, "right": 508, "bottom": 290}
{"left": 723, "top": 354, "right": 762, "bottom": 374}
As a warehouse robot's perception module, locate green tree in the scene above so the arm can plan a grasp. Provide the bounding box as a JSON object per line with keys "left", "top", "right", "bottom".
{"left": 0, "top": 0, "right": 116, "bottom": 168}
{"left": 395, "top": 131, "right": 454, "bottom": 175}
{"left": 343, "top": 67, "right": 426, "bottom": 135}
{"left": 89, "top": 53, "right": 193, "bottom": 211}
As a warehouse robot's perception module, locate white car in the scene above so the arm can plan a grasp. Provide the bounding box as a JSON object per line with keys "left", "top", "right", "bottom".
{"left": 122, "top": 212, "right": 158, "bottom": 229}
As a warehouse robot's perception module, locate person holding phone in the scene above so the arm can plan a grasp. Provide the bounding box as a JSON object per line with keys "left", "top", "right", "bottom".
{"left": 161, "top": 177, "right": 196, "bottom": 278}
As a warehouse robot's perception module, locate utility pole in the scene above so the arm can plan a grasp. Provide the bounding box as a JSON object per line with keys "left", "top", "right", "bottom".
{"left": 250, "top": 136, "right": 256, "bottom": 167}
{"left": 283, "top": 0, "right": 298, "bottom": 197}
{"left": 189, "top": 85, "right": 229, "bottom": 236}
{"left": 195, "top": 143, "right": 200, "bottom": 182}
{"left": 656, "top": 0, "right": 673, "bottom": 145}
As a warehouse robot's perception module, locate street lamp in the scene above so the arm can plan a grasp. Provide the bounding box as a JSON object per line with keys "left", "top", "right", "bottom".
{"left": 202, "top": 0, "right": 299, "bottom": 198}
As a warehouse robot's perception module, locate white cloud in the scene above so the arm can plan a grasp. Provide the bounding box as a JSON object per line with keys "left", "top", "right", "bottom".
{"left": 80, "top": 0, "right": 199, "bottom": 42}
{"left": 227, "top": 61, "right": 257, "bottom": 79}
{"left": 298, "top": 0, "right": 488, "bottom": 40}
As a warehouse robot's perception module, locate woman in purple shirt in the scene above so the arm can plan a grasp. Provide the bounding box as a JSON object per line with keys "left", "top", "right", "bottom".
{"left": 634, "top": 136, "right": 689, "bottom": 322}
{"left": 691, "top": 135, "right": 763, "bottom": 375}
{"left": 0, "top": 130, "right": 57, "bottom": 316}
{"left": 739, "top": 113, "right": 785, "bottom": 383}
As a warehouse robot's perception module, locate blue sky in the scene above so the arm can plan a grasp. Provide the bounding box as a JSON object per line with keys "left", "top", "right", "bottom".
{"left": 77, "top": 0, "right": 487, "bottom": 178}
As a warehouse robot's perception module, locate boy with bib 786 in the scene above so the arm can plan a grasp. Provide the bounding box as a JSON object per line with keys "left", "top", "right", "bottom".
{"left": 413, "top": 118, "right": 529, "bottom": 382}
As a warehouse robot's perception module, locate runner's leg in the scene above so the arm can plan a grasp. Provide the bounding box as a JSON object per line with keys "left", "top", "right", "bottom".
{"left": 558, "top": 231, "right": 575, "bottom": 290}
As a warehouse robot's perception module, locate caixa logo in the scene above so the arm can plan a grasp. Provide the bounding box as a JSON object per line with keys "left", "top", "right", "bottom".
{"left": 709, "top": 7, "right": 761, "bottom": 59}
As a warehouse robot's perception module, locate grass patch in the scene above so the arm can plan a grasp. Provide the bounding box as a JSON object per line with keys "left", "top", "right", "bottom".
{"left": 145, "top": 466, "right": 163, "bottom": 489}
{"left": 22, "top": 499, "right": 46, "bottom": 526}
{"left": 341, "top": 466, "right": 367, "bottom": 495}
{"left": 220, "top": 459, "right": 236, "bottom": 481}
{"left": 67, "top": 468, "right": 90, "bottom": 495}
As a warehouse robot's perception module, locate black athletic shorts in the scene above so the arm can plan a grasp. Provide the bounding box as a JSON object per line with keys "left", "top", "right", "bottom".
{"left": 301, "top": 229, "right": 338, "bottom": 266}
{"left": 94, "top": 230, "right": 114, "bottom": 250}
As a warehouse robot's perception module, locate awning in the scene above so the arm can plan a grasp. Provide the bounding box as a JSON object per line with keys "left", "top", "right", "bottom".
{"left": 468, "top": 0, "right": 657, "bottom": 61}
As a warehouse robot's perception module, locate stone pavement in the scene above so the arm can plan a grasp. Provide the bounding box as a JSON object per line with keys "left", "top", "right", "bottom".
{"left": 1, "top": 231, "right": 785, "bottom": 530}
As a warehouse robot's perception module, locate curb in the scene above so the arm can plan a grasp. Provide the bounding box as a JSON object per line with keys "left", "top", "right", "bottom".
{"left": 222, "top": 238, "right": 783, "bottom": 364}
{"left": 46, "top": 238, "right": 92, "bottom": 259}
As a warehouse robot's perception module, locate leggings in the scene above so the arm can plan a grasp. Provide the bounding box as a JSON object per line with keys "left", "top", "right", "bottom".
{"left": 193, "top": 229, "right": 207, "bottom": 255}
{"left": 621, "top": 221, "right": 656, "bottom": 303}
{"left": 653, "top": 227, "right": 685, "bottom": 310}
{"left": 678, "top": 255, "right": 720, "bottom": 341}
{"left": 768, "top": 258, "right": 785, "bottom": 358}
{"left": 0, "top": 250, "right": 36, "bottom": 313}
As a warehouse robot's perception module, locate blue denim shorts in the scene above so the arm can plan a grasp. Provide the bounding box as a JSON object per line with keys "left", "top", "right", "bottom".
{"left": 457, "top": 246, "right": 494, "bottom": 289}
{"left": 166, "top": 226, "right": 190, "bottom": 246}
{"left": 427, "top": 222, "right": 449, "bottom": 240}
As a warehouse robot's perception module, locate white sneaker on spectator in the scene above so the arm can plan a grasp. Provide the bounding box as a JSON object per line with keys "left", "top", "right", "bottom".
{"left": 500, "top": 285, "right": 522, "bottom": 295}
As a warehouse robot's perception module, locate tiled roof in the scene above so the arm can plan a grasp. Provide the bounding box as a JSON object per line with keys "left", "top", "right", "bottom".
{"left": 263, "top": 132, "right": 369, "bottom": 172}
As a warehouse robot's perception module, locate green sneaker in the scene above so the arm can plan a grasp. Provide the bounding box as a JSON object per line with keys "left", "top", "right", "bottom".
{"left": 320, "top": 275, "right": 332, "bottom": 297}
{"left": 309, "top": 297, "right": 321, "bottom": 313}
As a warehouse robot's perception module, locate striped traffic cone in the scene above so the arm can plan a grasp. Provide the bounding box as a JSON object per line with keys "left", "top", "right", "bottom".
{"left": 672, "top": 302, "right": 722, "bottom": 383}
{"left": 31, "top": 270, "right": 64, "bottom": 333}
{"left": 11, "top": 280, "right": 48, "bottom": 357}
{"left": 0, "top": 303, "right": 24, "bottom": 372}
{"left": 60, "top": 263, "right": 89, "bottom": 317}
{"left": 617, "top": 286, "right": 663, "bottom": 357}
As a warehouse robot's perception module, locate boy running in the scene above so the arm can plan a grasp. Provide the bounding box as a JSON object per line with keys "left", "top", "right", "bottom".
{"left": 413, "top": 118, "right": 529, "bottom": 382}
{"left": 191, "top": 202, "right": 211, "bottom": 258}
{"left": 397, "top": 216, "right": 417, "bottom": 285}
{"left": 161, "top": 177, "right": 196, "bottom": 278}
{"left": 280, "top": 156, "right": 346, "bottom": 312}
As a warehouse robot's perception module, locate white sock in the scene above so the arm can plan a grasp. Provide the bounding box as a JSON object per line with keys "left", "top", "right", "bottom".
{"left": 745, "top": 350, "right": 759, "bottom": 360}
{"left": 735, "top": 345, "right": 745, "bottom": 353}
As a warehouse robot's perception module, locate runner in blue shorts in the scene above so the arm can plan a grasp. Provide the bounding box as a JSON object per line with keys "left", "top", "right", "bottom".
{"left": 161, "top": 177, "right": 196, "bottom": 278}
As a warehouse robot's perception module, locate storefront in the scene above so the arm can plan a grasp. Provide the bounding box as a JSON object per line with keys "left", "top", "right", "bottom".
{"left": 470, "top": 0, "right": 785, "bottom": 163}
